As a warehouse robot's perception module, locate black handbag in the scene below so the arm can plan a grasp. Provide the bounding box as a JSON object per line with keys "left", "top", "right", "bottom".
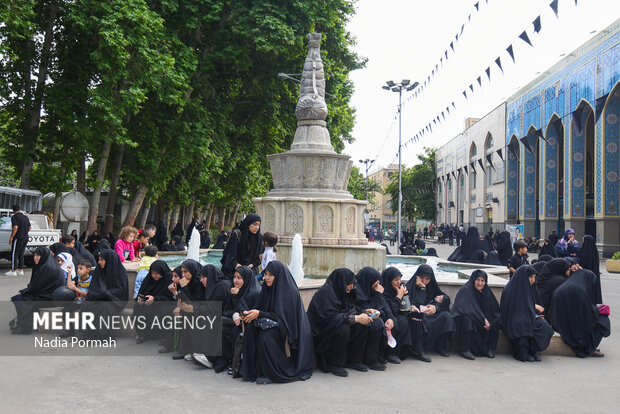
{"left": 399, "top": 295, "right": 412, "bottom": 312}
{"left": 231, "top": 322, "right": 244, "bottom": 378}
{"left": 255, "top": 317, "right": 279, "bottom": 330}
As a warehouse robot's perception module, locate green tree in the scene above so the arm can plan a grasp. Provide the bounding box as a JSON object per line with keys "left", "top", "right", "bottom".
{"left": 386, "top": 147, "right": 436, "bottom": 220}
{"left": 347, "top": 166, "right": 382, "bottom": 205}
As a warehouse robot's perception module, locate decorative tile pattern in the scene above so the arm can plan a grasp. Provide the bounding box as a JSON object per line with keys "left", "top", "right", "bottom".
{"left": 522, "top": 130, "right": 537, "bottom": 218}
{"left": 604, "top": 87, "right": 620, "bottom": 216}
{"left": 570, "top": 106, "right": 590, "bottom": 217}
{"left": 544, "top": 121, "right": 562, "bottom": 217}
{"left": 506, "top": 138, "right": 519, "bottom": 220}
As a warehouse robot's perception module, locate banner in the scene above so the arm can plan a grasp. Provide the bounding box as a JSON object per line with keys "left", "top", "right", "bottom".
{"left": 506, "top": 224, "right": 524, "bottom": 243}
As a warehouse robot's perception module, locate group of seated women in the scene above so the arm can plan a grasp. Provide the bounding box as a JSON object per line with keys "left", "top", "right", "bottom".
{"left": 10, "top": 240, "right": 610, "bottom": 384}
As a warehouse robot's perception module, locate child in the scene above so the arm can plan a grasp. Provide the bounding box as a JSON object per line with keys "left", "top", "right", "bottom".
{"left": 68, "top": 259, "right": 93, "bottom": 304}
{"left": 56, "top": 252, "right": 76, "bottom": 283}
{"left": 115, "top": 226, "right": 139, "bottom": 263}
{"left": 132, "top": 231, "right": 151, "bottom": 259}
{"left": 257, "top": 232, "right": 278, "bottom": 281}
{"left": 59, "top": 259, "right": 93, "bottom": 338}
{"left": 508, "top": 240, "right": 529, "bottom": 277}
{"left": 134, "top": 245, "right": 158, "bottom": 299}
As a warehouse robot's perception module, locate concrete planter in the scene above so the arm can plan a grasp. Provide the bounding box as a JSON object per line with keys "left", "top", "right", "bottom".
{"left": 606, "top": 260, "right": 620, "bottom": 273}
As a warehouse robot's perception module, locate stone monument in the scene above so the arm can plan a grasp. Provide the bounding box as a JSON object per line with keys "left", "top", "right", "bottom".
{"left": 253, "top": 33, "right": 385, "bottom": 277}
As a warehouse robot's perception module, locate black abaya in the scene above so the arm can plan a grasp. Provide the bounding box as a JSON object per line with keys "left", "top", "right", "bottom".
{"left": 500, "top": 265, "right": 554, "bottom": 361}
{"left": 11, "top": 247, "right": 65, "bottom": 332}
{"left": 536, "top": 258, "right": 571, "bottom": 315}
{"left": 578, "top": 235, "right": 602, "bottom": 304}
{"left": 451, "top": 270, "right": 501, "bottom": 356}
{"left": 404, "top": 264, "right": 455, "bottom": 354}
{"left": 133, "top": 260, "right": 175, "bottom": 339}
{"left": 81, "top": 249, "right": 129, "bottom": 338}
{"left": 241, "top": 261, "right": 313, "bottom": 383}
{"left": 381, "top": 267, "right": 413, "bottom": 359}
{"left": 495, "top": 231, "right": 513, "bottom": 265}
{"left": 221, "top": 214, "right": 262, "bottom": 279}
{"left": 550, "top": 269, "right": 610, "bottom": 357}
{"left": 483, "top": 251, "right": 504, "bottom": 266}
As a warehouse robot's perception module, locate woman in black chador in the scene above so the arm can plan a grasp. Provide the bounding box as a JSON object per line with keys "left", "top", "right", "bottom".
{"left": 578, "top": 235, "right": 602, "bottom": 304}
{"left": 307, "top": 268, "right": 383, "bottom": 377}
{"left": 221, "top": 265, "right": 261, "bottom": 373}
{"left": 451, "top": 270, "right": 501, "bottom": 360}
{"left": 381, "top": 267, "right": 414, "bottom": 362}
{"left": 500, "top": 265, "right": 554, "bottom": 362}
{"left": 405, "top": 264, "right": 455, "bottom": 360}
{"left": 221, "top": 213, "right": 262, "bottom": 279}
{"left": 550, "top": 269, "right": 610, "bottom": 358}
{"left": 495, "top": 231, "right": 513, "bottom": 265}
{"left": 240, "top": 261, "right": 313, "bottom": 384}
{"left": 448, "top": 226, "right": 487, "bottom": 263}
{"left": 10, "top": 246, "right": 65, "bottom": 334}
{"left": 536, "top": 258, "right": 572, "bottom": 318}
{"left": 133, "top": 260, "right": 175, "bottom": 343}
{"left": 169, "top": 259, "right": 203, "bottom": 359}
{"left": 189, "top": 264, "right": 231, "bottom": 372}
{"left": 80, "top": 249, "right": 129, "bottom": 338}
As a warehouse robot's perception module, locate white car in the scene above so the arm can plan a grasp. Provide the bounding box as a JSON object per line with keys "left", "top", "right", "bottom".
{"left": 0, "top": 211, "right": 61, "bottom": 266}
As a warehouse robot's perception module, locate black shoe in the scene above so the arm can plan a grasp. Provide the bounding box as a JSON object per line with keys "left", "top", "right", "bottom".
{"left": 158, "top": 346, "right": 172, "bottom": 354}
{"left": 386, "top": 354, "right": 402, "bottom": 364}
{"left": 136, "top": 336, "right": 146, "bottom": 344}
{"left": 329, "top": 366, "right": 349, "bottom": 377}
{"left": 58, "top": 330, "right": 74, "bottom": 339}
{"left": 345, "top": 362, "right": 369, "bottom": 372}
{"left": 171, "top": 352, "right": 185, "bottom": 360}
{"left": 437, "top": 349, "right": 450, "bottom": 357}
{"left": 378, "top": 355, "right": 387, "bottom": 364}
{"left": 367, "top": 362, "right": 386, "bottom": 371}
{"left": 413, "top": 353, "right": 432, "bottom": 363}
{"left": 459, "top": 351, "right": 475, "bottom": 360}
{"left": 487, "top": 349, "right": 495, "bottom": 359}
{"left": 526, "top": 355, "right": 535, "bottom": 362}
{"left": 214, "top": 361, "right": 228, "bottom": 373}
{"left": 532, "top": 352, "right": 541, "bottom": 362}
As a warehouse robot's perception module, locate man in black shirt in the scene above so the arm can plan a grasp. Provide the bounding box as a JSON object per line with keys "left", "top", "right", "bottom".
{"left": 507, "top": 240, "right": 529, "bottom": 277}
{"left": 6, "top": 205, "right": 31, "bottom": 276}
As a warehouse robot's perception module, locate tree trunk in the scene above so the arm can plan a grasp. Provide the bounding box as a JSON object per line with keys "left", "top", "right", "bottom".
{"left": 87, "top": 141, "right": 112, "bottom": 231}
{"left": 76, "top": 152, "right": 86, "bottom": 194}
{"left": 169, "top": 205, "right": 180, "bottom": 232}
{"left": 185, "top": 201, "right": 196, "bottom": 227}
{"left": 103, "top": 143, "right": 125, "bottom": 235}
{"left": 138, "top": 197, "right": 151, "bottom": 229}
{"left": 20, "top": 2, "right": 60, "bottom": 189}
{"left": 204, "top": 202, "right": 214, "bottom": 229}
{"left": 217, "top": 206, "right": 227, "bottom": 232}
{"left": 122, "top": 184, "right": 149, "bottom": 227}
{"left": 228, "top": 197, "right": 242, "bottom": 228}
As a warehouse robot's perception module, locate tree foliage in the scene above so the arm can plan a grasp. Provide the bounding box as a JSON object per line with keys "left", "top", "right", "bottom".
{"left": 0, "top": 0, "right": 364, "bottom": 230}
{"left": 386, "top": 147, "right": 436, "bottom": 221}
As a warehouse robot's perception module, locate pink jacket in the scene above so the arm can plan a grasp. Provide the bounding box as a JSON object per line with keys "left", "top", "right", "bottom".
{"left": 114, "top": 239, "right": 135, "bottom": 263}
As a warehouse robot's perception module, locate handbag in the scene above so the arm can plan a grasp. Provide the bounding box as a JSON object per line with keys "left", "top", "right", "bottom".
{"left": 599, "top": 304, "right": 610, "bottom": 316}
{"left": 256, "top": 317, "right": 279, "bottom": 330}
{"left": 399, "top": 295, "right": 412, "bottom": 312}
{"left": 231, "top": 322, "right": 244, "bottom": 378}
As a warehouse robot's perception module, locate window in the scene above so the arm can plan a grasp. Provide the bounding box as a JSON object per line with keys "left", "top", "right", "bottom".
{"left": 470, "top": 144, "right": 477, "bottom": 158}
{"left": 485, "top": 135, "right": 494, "bottom": 151}
{"left": 447, "top": 178, "right": 452, "bottom": 191}
{"left": 459, "top": 174, "right": 464, "bottom": 187}
{"left": 470, "top": 172, "right": 476, "bottom": 190}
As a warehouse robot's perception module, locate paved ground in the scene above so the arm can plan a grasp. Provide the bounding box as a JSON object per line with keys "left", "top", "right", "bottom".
{"left": 1, "top": 246, "right": 619, "bottom": 413}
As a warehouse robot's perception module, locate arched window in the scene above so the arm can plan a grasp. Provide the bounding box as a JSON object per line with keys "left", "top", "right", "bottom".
{"left": 485, "top": 134, "right": 494, "bottom": 151}
{"left": 470, "top": 143, "right": 477, "bottom": 158}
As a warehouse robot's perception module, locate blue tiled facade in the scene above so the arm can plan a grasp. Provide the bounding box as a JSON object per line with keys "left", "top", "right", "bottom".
{"left": 504, "top": 20, "right": 620, "bottom": 254}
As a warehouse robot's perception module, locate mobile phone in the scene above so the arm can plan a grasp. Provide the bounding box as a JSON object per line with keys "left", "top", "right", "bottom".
{"left": 137, "top": 294, "right": 146, "bottom": 301}
{"left": 369, "top": 311, "right": 380, "bottom": 319}
{"left": 411, "top": 312, "right": 424, "bottom": 319}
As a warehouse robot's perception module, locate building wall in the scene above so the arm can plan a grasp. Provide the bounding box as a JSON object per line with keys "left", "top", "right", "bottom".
{"left": 505, "top": 18, "right": 620, "bottom": 256}
{"left": 436, "top": 103, "right": 507, "bottom": 233}
{"left": 368, "top": 165, "right": 398, "bottom": 229}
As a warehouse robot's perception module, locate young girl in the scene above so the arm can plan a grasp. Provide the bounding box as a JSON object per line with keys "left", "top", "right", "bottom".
{"left": 257, "top": 232, "right": 277, "bottom": 281}
{"left": 56, "top": 252, "right": 76, "bottom": 283}
{"left": 115, "top": 226, "right": 139, "bottom": 263}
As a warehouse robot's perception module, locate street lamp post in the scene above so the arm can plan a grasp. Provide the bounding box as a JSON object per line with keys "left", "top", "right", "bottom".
{"left": 382, "top": 79, "right": 418, "bottom": 244}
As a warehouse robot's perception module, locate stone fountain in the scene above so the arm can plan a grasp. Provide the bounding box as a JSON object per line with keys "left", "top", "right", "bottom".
{"left": 253, "top": 33, "right": 385, "bottom": 277}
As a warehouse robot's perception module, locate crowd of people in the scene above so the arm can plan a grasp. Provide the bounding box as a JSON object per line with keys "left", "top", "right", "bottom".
{"left": 6, "top": 206, "right": 612, "bottom": 385}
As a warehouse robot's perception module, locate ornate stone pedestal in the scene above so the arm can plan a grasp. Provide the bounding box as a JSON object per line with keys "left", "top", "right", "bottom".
{"left": 253, "top": 33, "right": 385, "bottom": 276}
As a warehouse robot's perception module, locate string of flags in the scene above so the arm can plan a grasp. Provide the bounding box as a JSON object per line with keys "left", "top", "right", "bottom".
{"left": 404, "top": 0, "right": 491, "bottom": 104}
{"left": 394, "top": 0, "right": 577, "bottom": 162}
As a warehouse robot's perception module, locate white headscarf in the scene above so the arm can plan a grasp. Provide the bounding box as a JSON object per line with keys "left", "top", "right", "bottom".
{"left": 57, "top": 252, "right": 76, "bottom": 279}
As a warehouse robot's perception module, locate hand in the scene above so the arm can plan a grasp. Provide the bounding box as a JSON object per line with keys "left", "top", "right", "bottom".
{"left": 434, "top": 295, "right": 444, "bottom": 303}
{"left": 235, "top": 263, "right": 241, "bottom": 269}
{"left": 133, "top": 258, "right": 140, "bottom": 262}
{"left": 411, "top": 305, "right": 420, "bottom": 313}
{"left": 424, "top": 305, "right": 437, "bottom": 315}
{"left": 180, "top": 302, "right": 193, "bottom": 313}
{"left": 242, "top": 309, "right": 259, "bottom": 322}
{"left": 233, "top": 312, "right": 241, "bottom": 326}
{"left": 173, "top": 307, "right": 180, "bottom": 316}
{"left": 366, "top": 309, "right": 379, "bottom": 319}
{"left": 9, "top": 238, "right": 13, "bottom": 245}
{"left": 535, "top": 304, "right": 544, "bottom": 313}
{"left": 67, "top": 280, "right": 76, "bottom": 290}
{"left": 66, "top": 264, "right": 73, "bottom": 274}
{"left": 248, "top": 264, "right": 253, "bottom": 269}
{"left": 145, "top": 295, "right": 154, "bottom": 305}
{"left": 396, "top": 285, "right": 408, "bottom": 299}
{"left": 355, "top": 313, "right": 372, "bottom": 325}
{"left": 484, "top": 318, "right": 490, "bottom": 331}
{"left": 385, "top": 319, "right": 394, "bottom": 330}
{"left": 374, "top": 284, "right": 384, "bottom": 294}
{"left": 259, "top": 254, "right": 263, "bottom": 261}
{"left": 168, "top": 283, "right": 178, "bottom": 296}
{"left": 231, "top": 287, "right": 239, "bottom": 295}
{"left": 179, "top": 277, "right": 189, "bottom": 287}
{"left": 416, "top": 277, "right": 425, "bottom": 288}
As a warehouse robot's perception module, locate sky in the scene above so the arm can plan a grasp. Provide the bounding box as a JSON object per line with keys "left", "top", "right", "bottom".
{"left": 343, "top": 0, "right": 620, "bottom": 174}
